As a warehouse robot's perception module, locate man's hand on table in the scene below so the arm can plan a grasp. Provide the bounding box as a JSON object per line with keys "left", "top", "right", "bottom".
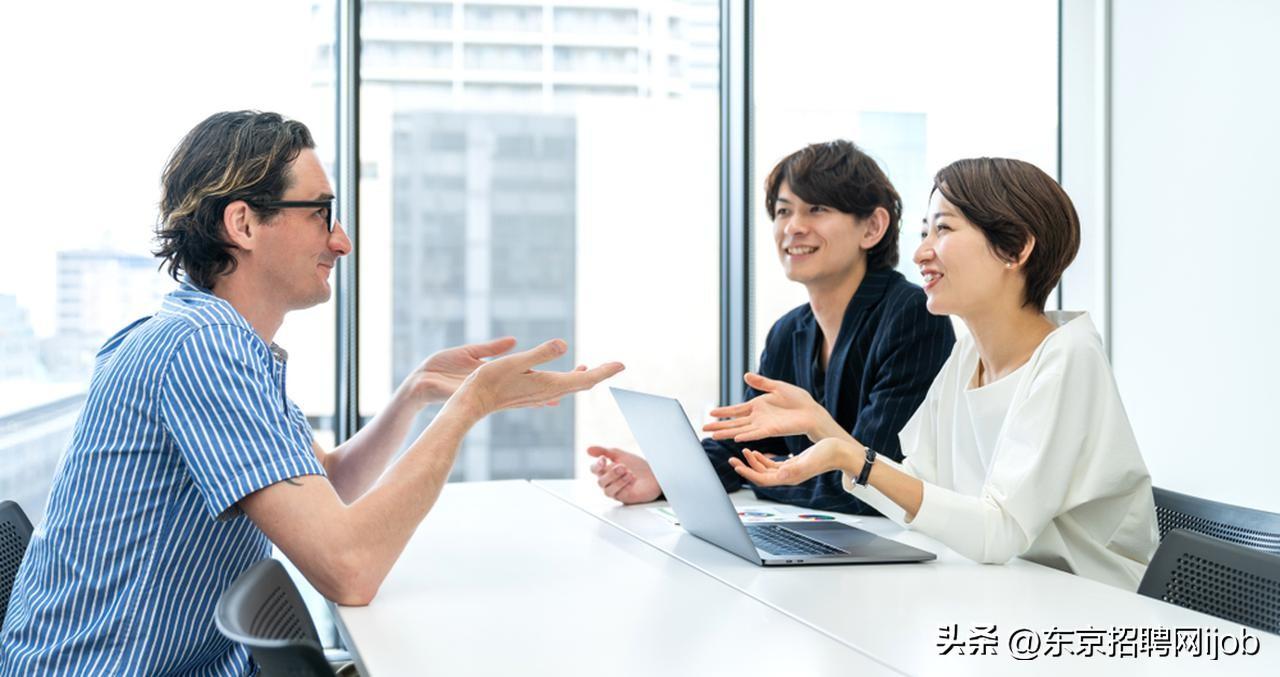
{"left": 586, "top": 446, "right": 662, "bottom": 504}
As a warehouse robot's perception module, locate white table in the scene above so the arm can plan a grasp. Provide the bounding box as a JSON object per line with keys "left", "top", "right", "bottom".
{"left": 332, "top": 480, "right": 1279, "bottom": 676}
{"left": 331, "top": 480, "right": 895, "bottom": 676}
{"left": 534, "top": 480, "right": 1280, "bottom": 676}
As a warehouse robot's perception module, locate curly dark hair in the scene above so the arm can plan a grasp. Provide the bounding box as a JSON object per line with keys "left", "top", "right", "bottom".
{"left": 932, "top": 158, "right": 1080, "bottom": 310}
{"left": 154, "top": 111, "right": 315, "bottom": 289}
{"left": 764, "top": 140, "right": 903, "bottom": 271}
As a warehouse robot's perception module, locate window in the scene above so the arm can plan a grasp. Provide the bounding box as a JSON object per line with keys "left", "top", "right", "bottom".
{"left": 363, "top": 1, "right": 453, "bottom": 33}
{"left": 553, "top": 46, "right": 640, "bottom": 74}
{"left": 553, "top": 7, "right": 640, "bottom": 36}
{"left": 0, "top": 0, "right": 336, "bottom": 524}
{"left": 465, "top": 4, "right": 542, "bottom": 33}
{"left": 750, "top": 0, "right": 1059, "bottom": 355}
{"left": 364, "top": 41, "right": 453, "bottom": 71}
{"left": 355, "top": 0, "right": 721, "bottom": 482}
{"left": 464, "top": 43, "right": 543, "bottom": 71}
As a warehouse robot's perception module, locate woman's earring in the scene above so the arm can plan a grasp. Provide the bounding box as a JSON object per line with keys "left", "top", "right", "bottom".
{"left": 1005, "top": 262, "right": 1013, "bottom": 268}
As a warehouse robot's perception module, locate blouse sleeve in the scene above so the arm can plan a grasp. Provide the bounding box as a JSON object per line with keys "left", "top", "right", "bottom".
{"left": 850, "top": 336, "right": 1111, "bottom": 564}
{"left": 841, "top": 358, "right": 947, "bottom": 525}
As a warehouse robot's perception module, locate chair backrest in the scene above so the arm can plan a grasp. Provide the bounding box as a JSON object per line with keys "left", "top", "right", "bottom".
{"left": 1, "top": 500, "right": 34, "bottom": 625}
{"left": 215, "top": 558, "right": 335, "bottom": 676}
{"left": 1138, "top": 528, "right": 1280, "bottom": 634}
{"left": 1153, "top": 486, "right": 1280, "bottom": 555}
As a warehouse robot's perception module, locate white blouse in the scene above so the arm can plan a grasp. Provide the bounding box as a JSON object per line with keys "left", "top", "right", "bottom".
{"left": 845, "top": 312, "right": 1159, "bottom": 590}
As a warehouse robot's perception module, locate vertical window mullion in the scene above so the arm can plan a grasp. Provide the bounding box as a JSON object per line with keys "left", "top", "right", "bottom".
{"left": 720, "top": 0, "right": 752, "bottom": 406}
{"left": 335, "top": 0, "right": 361, "bottom": 443}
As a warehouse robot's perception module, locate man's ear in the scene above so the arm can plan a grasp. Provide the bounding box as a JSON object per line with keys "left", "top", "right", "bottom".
{"left": 860, "top": 206, "right": 891, "bottom": 250}
{"left": 222, "top": 200, "right": 256, "bottom": 252}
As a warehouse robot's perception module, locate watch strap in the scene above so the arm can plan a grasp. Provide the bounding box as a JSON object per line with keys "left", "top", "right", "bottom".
{"left": 855, "top": 446, "right": 877, "bottom": 486}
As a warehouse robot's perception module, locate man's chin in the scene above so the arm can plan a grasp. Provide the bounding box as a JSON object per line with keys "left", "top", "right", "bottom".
{"left": 781, "top": 268, "right": 810, "bottom": 284}
{"left": 294, "top": 284, "right": 332, "bottom": 310}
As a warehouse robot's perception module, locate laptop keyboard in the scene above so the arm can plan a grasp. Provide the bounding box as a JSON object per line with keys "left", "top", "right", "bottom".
{"left": 746, "top": 524, "right": 848, "bottom": 557}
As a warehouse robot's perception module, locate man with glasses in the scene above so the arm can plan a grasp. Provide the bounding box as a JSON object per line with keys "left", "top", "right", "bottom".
{"left": 0, "top": 110, "right": 624, "bottom": 675}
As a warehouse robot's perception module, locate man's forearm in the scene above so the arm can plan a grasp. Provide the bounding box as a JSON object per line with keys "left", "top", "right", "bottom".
{"left": 325, "top": 386, "right": 424, "bottom": 502}
{"left": 364, "top": 393, "right": 483, "bottom": 514}
{"left": 252, "top": 338, "right": 619, "bottom": 605}
{"left": 319, "top": 394, "right": 483, "bottom": 603}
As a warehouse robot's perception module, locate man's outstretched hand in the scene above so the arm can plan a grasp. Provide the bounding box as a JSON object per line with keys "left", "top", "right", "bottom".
{"left": 401, "top": 337, "right": 519, "bottom": 407}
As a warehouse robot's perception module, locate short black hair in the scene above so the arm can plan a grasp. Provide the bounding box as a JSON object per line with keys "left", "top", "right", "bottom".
{"left": 764, "top": 140, "right": 903, "bottom": 270}
{"left": 932, "top": 158, "right": 1080, "bottom": 310}
{"left": 154, "top": 111, "right": 315, "bottom": 289}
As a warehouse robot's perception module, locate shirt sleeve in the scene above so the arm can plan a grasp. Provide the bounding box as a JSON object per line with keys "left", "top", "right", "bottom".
{"left": 842, "top": 381, "right": 942, "bottom": 524}
{"left": 702, "top": 323, "right": 795, "bottom": 492}
{"left": 847, "top": 337, "right": 1109, "bottom": 565}
{"left": 160, "top": 324, "right": 326, "bottom": 520}
{"left": 853, "top": 290, "right": 955, "bottom": 461}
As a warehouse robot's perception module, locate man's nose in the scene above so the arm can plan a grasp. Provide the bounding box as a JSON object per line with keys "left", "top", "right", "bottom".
{"left": 783, "top": 214, "right": 808, "bottom": 235}
{"left": 330, "top": 221, "right": 353, "bottom": 255}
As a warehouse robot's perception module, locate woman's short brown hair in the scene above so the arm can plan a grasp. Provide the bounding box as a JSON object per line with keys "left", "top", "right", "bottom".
{"left": 154, "top": 111, "right": 315, "bottom": 289}
{"left": 932, "top": 158, "right": 1080, "bottom": 311}
{"left": 764, "top": 140, "right": 903, "bottom": 271}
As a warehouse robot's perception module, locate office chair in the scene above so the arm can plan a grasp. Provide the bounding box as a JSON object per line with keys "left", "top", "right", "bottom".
{"left": 1138, "top": 528, "right": 1280, "bottom": 635}
{"left": 1153, "top": 487, "right": 1280, "bottom": 554}
{"left": 216, "top": 558, "right": 352, "bottom": 676}
{"left": 1, "top": 500, "right": 34, "bottom": 624}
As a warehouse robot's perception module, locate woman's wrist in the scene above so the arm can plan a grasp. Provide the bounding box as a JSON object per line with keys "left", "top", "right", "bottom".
{"left": 838, "top": 440, "right": 867, "bottom": 478}
{"left": 807, "top": 408, "right": 846, "bottom": 442}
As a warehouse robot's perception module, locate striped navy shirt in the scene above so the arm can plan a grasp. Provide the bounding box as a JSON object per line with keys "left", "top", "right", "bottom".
{"left": 0, "top": 281, "right": 324, "bottom": 675}
{"left": 705, "top": 268, "right": 955, "bottom": 514}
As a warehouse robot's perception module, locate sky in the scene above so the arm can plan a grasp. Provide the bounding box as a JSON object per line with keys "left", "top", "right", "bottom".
{"left": 1, "top": 0, "right": 1056, "bottom": 426}
{"left": 1, "top": 0, "right": 329, "bottom": 336}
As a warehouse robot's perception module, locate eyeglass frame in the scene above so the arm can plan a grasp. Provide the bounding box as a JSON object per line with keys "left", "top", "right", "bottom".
{"left": 244, "top": 197, "right": 336, "bottom": 233}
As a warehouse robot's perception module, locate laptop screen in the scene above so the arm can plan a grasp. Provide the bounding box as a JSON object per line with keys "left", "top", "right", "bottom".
{"left": 610, "top": 387, "right": 761, "bottom": 562}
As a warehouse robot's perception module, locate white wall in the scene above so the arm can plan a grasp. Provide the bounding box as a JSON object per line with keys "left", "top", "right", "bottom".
{"left": 1083, "top": 0, "right": 1280, "bottom": 511}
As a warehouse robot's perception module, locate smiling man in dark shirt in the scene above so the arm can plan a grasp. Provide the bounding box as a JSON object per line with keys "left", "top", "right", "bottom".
{"left": 587, "top": 140, "right": 954, "bottom": 514}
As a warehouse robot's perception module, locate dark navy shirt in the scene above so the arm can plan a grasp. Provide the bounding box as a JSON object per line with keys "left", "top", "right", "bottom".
{"left": 704, "top": 268, "right": 955, "bottom": 514}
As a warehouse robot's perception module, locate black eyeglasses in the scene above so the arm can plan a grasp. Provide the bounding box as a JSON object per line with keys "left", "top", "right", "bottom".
{"left": 245, "top": 198, "right": 336, "bottom": 232}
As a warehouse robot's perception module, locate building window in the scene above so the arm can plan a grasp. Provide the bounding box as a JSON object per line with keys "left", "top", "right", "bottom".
{"left": 357, "top": 0, "right": 721, "bottom": 482}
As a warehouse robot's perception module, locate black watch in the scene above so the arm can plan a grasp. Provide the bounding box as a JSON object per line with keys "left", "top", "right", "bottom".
{"left": 854, "top": 446, "right": 877, "bottom": 486}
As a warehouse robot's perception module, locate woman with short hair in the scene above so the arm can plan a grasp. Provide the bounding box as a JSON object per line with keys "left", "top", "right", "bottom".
{"left": 725, "top": 157, "right": 1158, "bottom": 590}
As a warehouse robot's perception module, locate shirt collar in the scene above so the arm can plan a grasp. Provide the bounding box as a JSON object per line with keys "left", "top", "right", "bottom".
{"left": 170, "top": 276, "right": 288, "bottom": 359}
{"left": 178, "top": 274, "right": 211, "bottom": 294}
{"left": 844, "top": 267, "right": 899, "bottom": 314}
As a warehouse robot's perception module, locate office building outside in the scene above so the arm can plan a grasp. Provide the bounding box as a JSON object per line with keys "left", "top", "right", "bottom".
{"left": 347, "top": 0, "right": 719, "bottom": 481}
{"left": 0, "top": 387, "right": 85, "bottom": 525}
{"left": 0, "top": 295, "right": 41, "bottom": 381}
{"left": 52, "top": 250, "right": 173, "bottom": 379}
{"left": 0, "top": 252, "right": 171, "bottom": 519}
{"left": 347, "top": 0, "right": 719, "bottom": 108}
{"left": 390, "top": 111, "right": 577, "bottom": 480}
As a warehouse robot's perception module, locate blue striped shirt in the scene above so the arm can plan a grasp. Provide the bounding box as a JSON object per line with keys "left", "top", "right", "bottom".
{"left": 0, "top": 281, "right": 325, "bottom": 675}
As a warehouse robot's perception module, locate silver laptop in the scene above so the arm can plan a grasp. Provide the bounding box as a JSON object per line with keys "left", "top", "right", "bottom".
{"left": 611, "top": 387, "right": 936, "bottom": 566}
